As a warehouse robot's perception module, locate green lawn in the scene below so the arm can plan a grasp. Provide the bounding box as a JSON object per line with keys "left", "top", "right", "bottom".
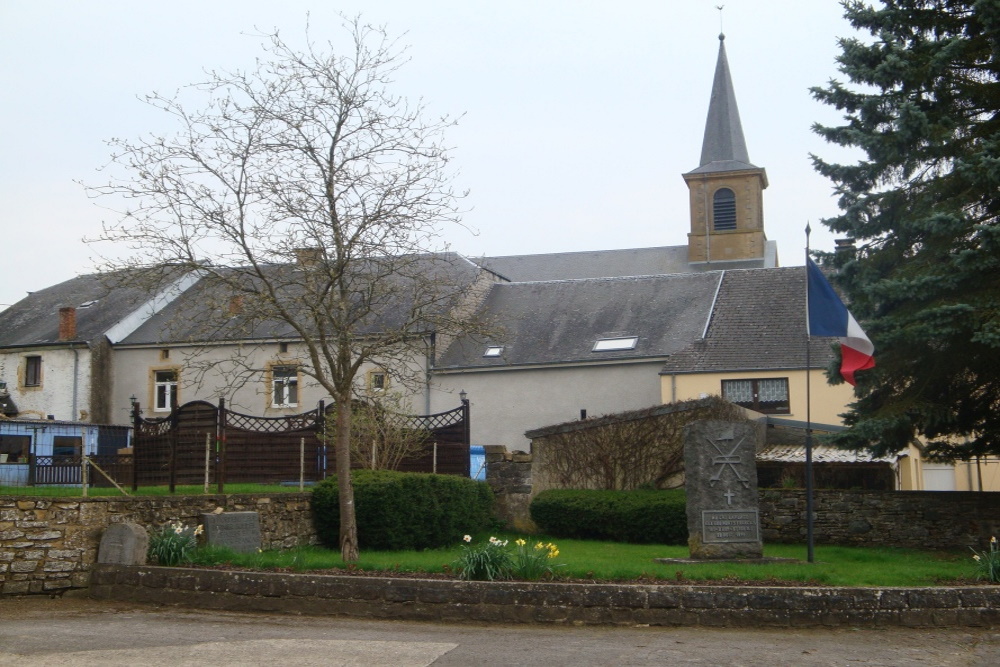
{"left": 0, "top": 484, "right": 306, "bottom": 497}
{"left": 187, "top": 534, "right": 977, "bottom": 587}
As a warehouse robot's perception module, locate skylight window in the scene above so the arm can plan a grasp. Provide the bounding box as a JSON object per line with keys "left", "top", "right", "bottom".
{"left": 483, "top": 346, "right": 504, "bottom": 357}
{"left": 592, "top": 337, "right": 638, "bottom": 352}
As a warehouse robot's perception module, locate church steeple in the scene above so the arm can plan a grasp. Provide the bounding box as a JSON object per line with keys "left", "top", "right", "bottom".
{"left": 697, "top": 34, "right": 754, "bottom": 171}
{"left": 683, "top": 34, "right": 770, "bottom": 267}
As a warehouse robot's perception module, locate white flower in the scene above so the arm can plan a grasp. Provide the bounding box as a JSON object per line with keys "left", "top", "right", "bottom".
{"left": 463, "top": 535, "right": 472, "bottom": 543}
{"left": 973, "top": 554, "right": 981, "bottom": 561}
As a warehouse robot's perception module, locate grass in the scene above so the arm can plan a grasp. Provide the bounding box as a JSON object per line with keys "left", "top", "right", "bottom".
{"left": 0, "top": 484, "right": 306, "bottom": 497}
{"left": 186, "top": 533, "right": 976, "bottom": 587}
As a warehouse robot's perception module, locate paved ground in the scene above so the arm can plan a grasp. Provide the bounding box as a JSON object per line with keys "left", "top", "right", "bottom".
{"left": 1, "top": 596, "right": 998, "bottom": 666}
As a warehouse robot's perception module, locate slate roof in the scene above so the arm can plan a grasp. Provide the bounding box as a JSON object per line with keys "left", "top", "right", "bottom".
{"left": 120, "top": 253, "right": 484, "bottom": 345}
{"left": 686, "top": 34, "right": 762, "bottom": 176}
{"left": 659, "top": 267, "right": 835, "bottom": 374}
{"left": 0, "top": 269, "right": 172, "bottom": 348}
{"left": 477, "top": 242, "right": 775, "bottom": 282}
{"left": 436, "top": 272, "right": 722, "bottom": 369}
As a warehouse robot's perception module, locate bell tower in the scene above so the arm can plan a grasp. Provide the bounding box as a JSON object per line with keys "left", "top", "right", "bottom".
{"left": 684, "top": 34, "right": 769, "bottom": 266}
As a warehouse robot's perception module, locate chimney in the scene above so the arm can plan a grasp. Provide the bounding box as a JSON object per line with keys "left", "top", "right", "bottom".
{"left": 294, "top": 247, "right": 324, "bottom": 268}
{"left": 228, "top": 295, "right": 244, "bottom": 316}
{"left": 834, "top": 238, "right": 857, "bottom": 256}
{"left": 58, "top": 307, "right": 77, "bottom": 341}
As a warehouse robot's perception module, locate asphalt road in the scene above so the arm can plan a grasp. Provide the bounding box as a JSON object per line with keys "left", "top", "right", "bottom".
{"left": 1, "top": 596, "right": 998, "bottom": 666}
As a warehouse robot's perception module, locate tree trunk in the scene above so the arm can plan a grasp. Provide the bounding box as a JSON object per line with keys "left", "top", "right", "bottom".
{"left": 335, "top": 397, "right": 359, "bottom": 562}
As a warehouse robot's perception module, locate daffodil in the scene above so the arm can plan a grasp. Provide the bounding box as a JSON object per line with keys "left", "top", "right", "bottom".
{"left": 463, "top": 534, "right": 472, "bottom": 543}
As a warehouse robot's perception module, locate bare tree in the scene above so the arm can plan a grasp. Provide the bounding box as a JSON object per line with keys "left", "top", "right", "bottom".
{"left": 326, "top": 393, "right": 430, "bottom": 471}
{"left": 88, "top": 17, "right": 488, "bottom": 561}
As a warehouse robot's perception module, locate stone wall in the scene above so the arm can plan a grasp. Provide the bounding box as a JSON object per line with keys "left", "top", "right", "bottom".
{"left": 759, "top": 489, "right": 1000, "bottom": 549}
{"left": 90, "top": 564, "right": 1000, "bottom": 628}
{"left": 483, "top": 446, "right": 535, "bottom": 532}
{"left": 486, "top": 452, "right": 1000, "bottom": 551}
{"left": 0, "top": 493, "right": 316, "bottom": 596}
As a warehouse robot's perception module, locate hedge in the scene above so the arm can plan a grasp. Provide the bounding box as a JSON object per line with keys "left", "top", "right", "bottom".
{"left": 312, "top": 470, "right": 494, "bottom": 551}
{"left": 530, "top": 488, "right": 687, "bottom": 544}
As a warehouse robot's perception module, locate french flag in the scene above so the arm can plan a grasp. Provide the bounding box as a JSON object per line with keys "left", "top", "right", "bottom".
{"left": 806, "top": 259, "right": 875, "bottom": 386}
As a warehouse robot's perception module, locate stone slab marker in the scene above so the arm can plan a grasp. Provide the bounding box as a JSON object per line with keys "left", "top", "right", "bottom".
{"left": 201, "top": 511, "right": 262, "bottom": 553}
{"left": 684, "top": 420, "right": 763, "bottom": 559}
{"left": 98, "top": 522, "right": 149, "bottom": 565}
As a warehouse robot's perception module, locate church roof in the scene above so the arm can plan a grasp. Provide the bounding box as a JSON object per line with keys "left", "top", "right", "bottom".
{"left": 477, "top": 242, "right": 776, "bottom": 282}
{"left": 687, "top": 34, "right": 760, "bottom": 175}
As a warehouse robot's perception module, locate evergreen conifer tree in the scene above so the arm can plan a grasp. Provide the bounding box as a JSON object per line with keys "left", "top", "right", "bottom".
{"left": 812, "top": 0, "right": 1000, "bottom": 459}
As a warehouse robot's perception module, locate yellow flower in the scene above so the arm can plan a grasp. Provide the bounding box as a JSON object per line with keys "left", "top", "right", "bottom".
{"left": 515, "top": 538, "right": 526, "bottom": 547}
{"left": 974, "top": 554, "right": 981, "bottom": 561}
{"left": 535, "top": 542, "right": 544, "bottom": 550}
{"left": 992, "top": 536, "right": 997, "bottom": 544}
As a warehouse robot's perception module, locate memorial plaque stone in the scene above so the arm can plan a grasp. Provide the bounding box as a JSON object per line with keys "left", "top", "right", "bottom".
{"left": 684, "top": 419, "right": 764, "bottom": 559}
{"left": 201, "top": 511, "right": 262, "bottom": 553}
{"left": 98, "top": 522, "right": 149, "bottom": 565}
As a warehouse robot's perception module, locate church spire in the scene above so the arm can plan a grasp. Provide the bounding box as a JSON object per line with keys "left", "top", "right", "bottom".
{"left": 682, "top": 32, "right": 771, "bottom": 268}
{"left": 694, "top": 34, "right": 756, "bottom": 172}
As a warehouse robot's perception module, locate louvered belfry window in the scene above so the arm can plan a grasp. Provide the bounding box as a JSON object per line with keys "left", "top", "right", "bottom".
{"left": 713, "top": 188, "right": 737, "bottom": 231}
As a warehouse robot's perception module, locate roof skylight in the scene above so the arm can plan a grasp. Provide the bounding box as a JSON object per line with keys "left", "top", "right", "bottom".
{"left": 592, "top": 336, "right": 638, "bottom": 352}
{"left": 483, "top": 346, "right": 504, "bottom": 357}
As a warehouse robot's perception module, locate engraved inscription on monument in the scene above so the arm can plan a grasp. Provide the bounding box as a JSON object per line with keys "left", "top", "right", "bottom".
{"left": 683, "top": 420, "right": 764, "bottom": 559}
{"left": 702, "top": 510, "right": 760, "bottom": 543}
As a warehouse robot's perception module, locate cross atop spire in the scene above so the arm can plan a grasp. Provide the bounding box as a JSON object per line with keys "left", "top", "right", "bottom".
{"left": 690, "top": 34, "right": 757, "bottom": 174}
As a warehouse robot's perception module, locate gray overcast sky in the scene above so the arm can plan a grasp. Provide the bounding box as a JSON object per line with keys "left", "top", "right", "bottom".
{"left": 0, "top": 0, "right": 859, "bottom": 311}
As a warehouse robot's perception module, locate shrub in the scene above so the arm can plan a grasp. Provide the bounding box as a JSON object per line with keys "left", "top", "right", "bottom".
{"left": 312, "top": 470, "right": 494, "bottom": 551}
{"left": 530, "top": 488, "right": 687, "bottom": 544}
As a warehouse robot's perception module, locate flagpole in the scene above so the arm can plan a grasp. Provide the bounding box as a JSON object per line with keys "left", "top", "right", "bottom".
{"left": 805, "top": 223, "right": 815, "bottom": 564}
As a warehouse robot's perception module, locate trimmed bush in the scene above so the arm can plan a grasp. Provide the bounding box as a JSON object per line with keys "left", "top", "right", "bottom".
{"left": 312, "top": 470, "right": 494, "bottom": 551}
{"left": 530, "top": 488, "right": 687, "bottom": 544}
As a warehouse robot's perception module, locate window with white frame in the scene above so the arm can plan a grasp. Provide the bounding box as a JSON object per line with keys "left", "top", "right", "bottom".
{"left": 721, "top": 378, "right": 790, "bottom": 414}
{"left": 153, "top": 370, "right": 178, "bottom": 412}
{"left": 272, "top": 365, "right": 299, "bottom": 408}
{"left": 592, "top": 336, "right": 638, "bottom": 352}
{"left": 368, "top": 369, "right": 388, "bottom": 393}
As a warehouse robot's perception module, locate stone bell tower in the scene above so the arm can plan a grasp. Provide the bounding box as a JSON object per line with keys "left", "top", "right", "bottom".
{"left": 684, "top": 34, "right": 769, "bottom": 267}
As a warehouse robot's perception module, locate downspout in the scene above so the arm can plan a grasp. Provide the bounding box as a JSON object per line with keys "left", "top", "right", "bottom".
{"left": 72, "top": 347, "right": 79, "bottom": 421}
{"left": 425, "top": 332, "right": 436, "bottom": 415}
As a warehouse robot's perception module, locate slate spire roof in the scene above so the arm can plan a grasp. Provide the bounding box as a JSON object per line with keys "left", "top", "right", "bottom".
{"left": 688, "top": 34, "right": 759, "bottom": 175}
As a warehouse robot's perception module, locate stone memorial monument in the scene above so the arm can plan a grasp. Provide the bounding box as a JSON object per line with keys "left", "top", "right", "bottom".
{"left": 97, "top": 522, "right": 149, "bottom": 565}
{"left": 201, "top": 511, "right": 262, "bottom": 553}
{"left": 684, "top": 420, "right": 763, "bottom": 559}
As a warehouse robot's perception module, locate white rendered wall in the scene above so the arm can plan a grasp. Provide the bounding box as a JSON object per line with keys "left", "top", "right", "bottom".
{"left": 0, "top": 347, "right": 91, "bottom": 422}
{"left": 430, "top": 361, "right": 666, "bottom": 452}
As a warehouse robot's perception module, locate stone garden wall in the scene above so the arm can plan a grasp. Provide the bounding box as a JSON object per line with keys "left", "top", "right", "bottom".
{"left": 759, "top": 489, "right": 1000, "bottom": 549}
{"left": 487, "top": 453, "right": 1000, "bottom": 550}
{"left": 89, "top": 564, "right": 1000, "bottom": 627}
{"left": 0, "top": 493, "right": 316, "bottom": 596}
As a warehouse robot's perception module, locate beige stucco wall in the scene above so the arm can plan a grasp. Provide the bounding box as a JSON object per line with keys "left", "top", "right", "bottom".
{"left": 898, "top": 446, "right": 1000, "bottom": 492}
{"left": 0, "top": 346, "right": 92, "bottom": 422}
{"left": 431, "top": 361, "right": 667, "bottom": 452}
{"left": 111, "top": 342, "right": 429, "bottom": 425}
{"left": 661, "top": 368, "right": 854, "bottom": 426}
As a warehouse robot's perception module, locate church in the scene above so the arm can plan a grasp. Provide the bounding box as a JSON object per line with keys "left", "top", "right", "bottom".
{"left": 2, "top": 35, "right": 994, "bottom": 492}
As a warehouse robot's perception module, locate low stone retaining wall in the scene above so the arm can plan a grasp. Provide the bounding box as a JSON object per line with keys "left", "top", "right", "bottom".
{"left": 89, "top": 564, "right": 1000, "bottom": 628}
{"left": 0, "top": 494, "right": 316, "bottom": 596}
{"left": 759, "top": 490, "right": 1000, "bottom": 549}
